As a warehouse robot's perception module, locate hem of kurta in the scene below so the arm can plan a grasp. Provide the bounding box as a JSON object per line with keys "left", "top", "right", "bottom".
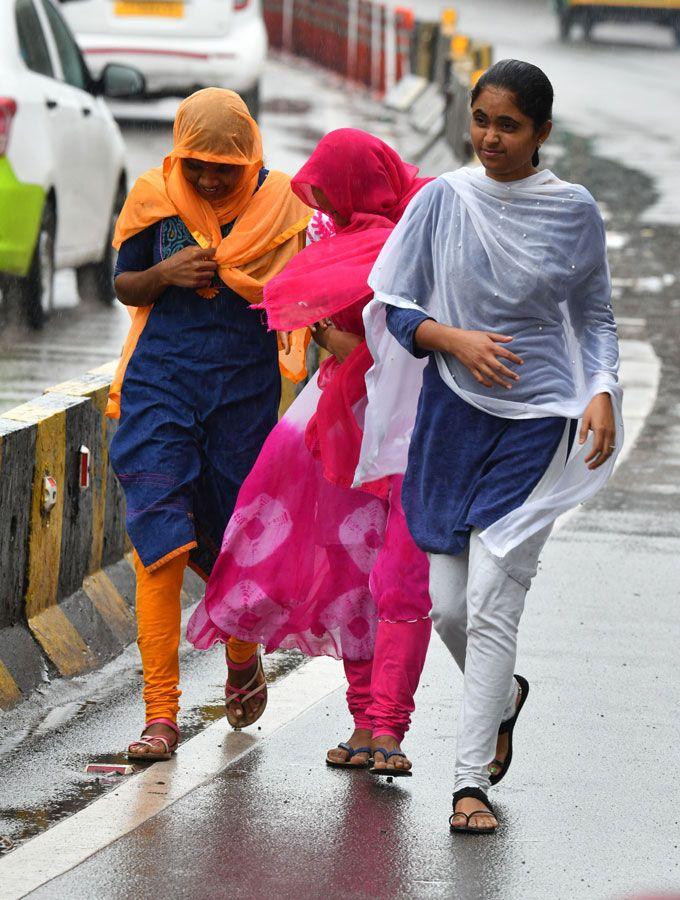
{"left": 145, "top": 540, "right": 197, "bottom": 574}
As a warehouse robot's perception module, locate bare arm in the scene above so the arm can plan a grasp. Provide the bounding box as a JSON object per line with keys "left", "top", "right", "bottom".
{"left": 413, "top": 319, "right": 524, "bottom": 390}
{"left": 114, "top": 246, "right": 218, "bottom": 307}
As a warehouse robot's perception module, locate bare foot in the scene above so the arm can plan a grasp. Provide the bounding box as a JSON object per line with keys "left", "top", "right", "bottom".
{"left": 371, "top": 734, "right": 412, "bottom": 773}
{"left": 326, "top": 728, "right": 373, "bottom": 766}
{"left": 226, "top": 653, "right": 266, "bottom": 727}
{"left": 128, "top": 722, "right": 178, "bottom": 758}
{"left": 451, "top": 796, "right": 498, "bottom": 831}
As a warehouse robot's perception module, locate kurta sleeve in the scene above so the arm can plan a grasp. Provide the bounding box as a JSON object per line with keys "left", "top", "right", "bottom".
{"left": 114, "top": 225, "right": 156, "bottom": 277}
{"left": 566, "top": 202, "right": 620, "bottom": 386}
{"left": 385, "top": 306, "right": 432, "bottom": 358}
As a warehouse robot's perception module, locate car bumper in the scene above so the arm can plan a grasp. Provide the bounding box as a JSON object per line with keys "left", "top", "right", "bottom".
{"left": 0, "top": 158, "right": 44, "bottom": 278}
{"left": 79, "top": 18, "right": 268, "bottom": 94}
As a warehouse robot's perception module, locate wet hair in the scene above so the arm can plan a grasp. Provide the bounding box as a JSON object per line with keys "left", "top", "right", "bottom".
{"left": 470, "top": 59, "right": 553, "bottom": 167}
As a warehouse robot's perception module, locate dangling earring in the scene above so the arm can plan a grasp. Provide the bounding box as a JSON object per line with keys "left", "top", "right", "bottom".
{"left": 532, "top": 142, "right": 542, "bottom": 167}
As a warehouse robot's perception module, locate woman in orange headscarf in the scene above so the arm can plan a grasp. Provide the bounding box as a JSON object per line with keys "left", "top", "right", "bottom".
{"left": 107, "top": 88, "right": 310, "bottom": 760}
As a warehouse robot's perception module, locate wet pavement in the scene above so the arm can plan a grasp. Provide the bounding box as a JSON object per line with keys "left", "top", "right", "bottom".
{"left": 1, "top": 3, "right": 680, "bottom": 896}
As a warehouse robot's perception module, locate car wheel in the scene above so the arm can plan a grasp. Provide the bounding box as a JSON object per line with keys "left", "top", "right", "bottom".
{"left": 76, "top": 181, "right": 126, "bottom": 306}
{"left": 241, "top": 82, "right": 261, "bottom": 121}
{"left": 19, "top": 199, "right": 55, "bottom": 330}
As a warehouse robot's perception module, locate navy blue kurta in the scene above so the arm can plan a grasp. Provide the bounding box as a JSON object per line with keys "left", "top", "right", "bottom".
{"left": 110, "top": 171, "right": 280, "bottom": 577}
{"left": 386, "top": 306, "right": 574, "bottom": 556}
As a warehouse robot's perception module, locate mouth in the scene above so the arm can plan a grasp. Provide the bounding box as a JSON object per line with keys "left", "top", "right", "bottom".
{"left": 197, "top": 185, "right": 225, "bottom": 197}
{"left": 480, "top": 148, "right": 504, "bottom": 159}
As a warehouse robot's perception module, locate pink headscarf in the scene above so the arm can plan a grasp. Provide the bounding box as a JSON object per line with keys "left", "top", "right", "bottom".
{"left": 261, "top": 129, "right": 432, "bottom": 330}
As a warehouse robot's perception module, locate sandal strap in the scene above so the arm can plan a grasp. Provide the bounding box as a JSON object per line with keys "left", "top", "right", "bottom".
{"left": 131, "top": 735, "right": 172, "bottom": 753}
{"left": 372, "top": 747, "right": 406, "bottom": 761}
{"left": 145, "top": 717, "right": 180, "bottom": 737}
{"left": 225, "top": 658, "right": 266, "bottom": 707}
{"left": 337, "top": 742, "right": 372, "bottom": 758}
{"left": 452, "top": 787, "right": 496, "bottom": 817}
{"left": 225, "top": 649, "right": 259, "bottom": 672}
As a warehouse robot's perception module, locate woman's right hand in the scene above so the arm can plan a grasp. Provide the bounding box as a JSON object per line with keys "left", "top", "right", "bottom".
{"left": 159, "top": 246, "right": 218, "bottom": 290}
{"left": 443, "top": 328, "right": 523, "bottom": 389}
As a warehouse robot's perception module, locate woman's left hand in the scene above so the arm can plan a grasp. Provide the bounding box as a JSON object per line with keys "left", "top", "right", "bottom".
{"left": 580, "top": 392, "right": 616, "bottom": 470}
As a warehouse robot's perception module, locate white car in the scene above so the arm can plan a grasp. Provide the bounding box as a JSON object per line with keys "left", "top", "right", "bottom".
{"left": 59, "top": 0, "right": 268, "bottom": 117}
{"left": 0, "top": 0, "right": 144, "bottom": 327}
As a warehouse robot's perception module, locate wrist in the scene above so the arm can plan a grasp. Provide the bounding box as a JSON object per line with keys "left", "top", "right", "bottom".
{"left": 155, "top": 259, "right": 171, "bottom": 289}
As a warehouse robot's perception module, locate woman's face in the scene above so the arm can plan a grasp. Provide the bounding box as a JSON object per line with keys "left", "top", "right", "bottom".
{"left": 181, "top": 158, "right": 243, "bottom": 200}
{"left": 470, "top": 86, "right": 552, "bottom": 183}
{"left": 311, "top": 185, "right": 350, "bottom": 227}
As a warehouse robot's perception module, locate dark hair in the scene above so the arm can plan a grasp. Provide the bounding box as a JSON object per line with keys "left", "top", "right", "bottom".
{"left": 470, "top": 59, "right": 553, "bottom": 167}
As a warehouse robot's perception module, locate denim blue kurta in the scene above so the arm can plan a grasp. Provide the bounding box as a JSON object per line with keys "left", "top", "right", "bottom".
{"left": 110, "top": 171, "right": 280, "bottom": 577}
{"left": 385, "top": 306, "right": 574, "bottom": 556}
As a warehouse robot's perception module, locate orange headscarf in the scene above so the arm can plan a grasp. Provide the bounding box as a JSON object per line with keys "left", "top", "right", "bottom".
{"left": 107, "top": 89, "right": 311, "bottom": 419}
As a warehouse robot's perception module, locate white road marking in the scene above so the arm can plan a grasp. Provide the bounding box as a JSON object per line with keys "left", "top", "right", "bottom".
{"left": 0, "top": 657, "right": 345, "bottom": 900}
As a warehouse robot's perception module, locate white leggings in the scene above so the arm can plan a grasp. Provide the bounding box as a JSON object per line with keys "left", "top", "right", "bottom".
{"left": 429, "top": 530, "right": 530, "bottom": 793}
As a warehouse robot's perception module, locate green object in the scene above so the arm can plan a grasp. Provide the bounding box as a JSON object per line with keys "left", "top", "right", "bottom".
{"left": 0, "top": 158, "right": 45, "bottom": 278}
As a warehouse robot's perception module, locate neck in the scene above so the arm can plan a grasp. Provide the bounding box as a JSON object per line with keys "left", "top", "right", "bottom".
{"left": 484, "top": 162, "right": 537, "bottom": 183}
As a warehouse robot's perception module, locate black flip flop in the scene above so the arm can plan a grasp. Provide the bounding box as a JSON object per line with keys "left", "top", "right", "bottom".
{"left": 368, "top": 747, "right": 412, "bottom": 777}
{"left": 489, "top": 674, "right": 530, "bottom": 785}
{"left": 449, "top": 787, "right": 498, "bottom": 835}
{"left": 326, "top": 742, "right": 373, "bottom": 769}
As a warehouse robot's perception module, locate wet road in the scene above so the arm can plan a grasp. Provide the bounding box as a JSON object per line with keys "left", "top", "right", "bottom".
{"left": 1, "top": 5, "right": 680, "bottom": 897}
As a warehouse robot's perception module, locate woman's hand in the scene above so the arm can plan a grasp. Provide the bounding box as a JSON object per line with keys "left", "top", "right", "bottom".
{"left": 312, "top": 321, "right": 363, "bottom": 364}
{"left": 580, "top": 392, "right": 616, "bottom": 470}
{"left": 414, "top": 320, "right": 523, "bottom": 389}
{"left": 158, "top": 246, "right": 218, "bottom": 290}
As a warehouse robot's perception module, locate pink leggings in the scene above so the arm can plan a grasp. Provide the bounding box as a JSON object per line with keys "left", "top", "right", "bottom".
{"left": 344, "top": 618, "right": 431, "bottom": 743}
{"left": 342, "top": 477, "right": 432, "bottom": 743}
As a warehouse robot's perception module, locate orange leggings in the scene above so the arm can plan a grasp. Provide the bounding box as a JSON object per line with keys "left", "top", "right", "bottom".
{"left": 133, "top": 550, "right": 258, "bottom": 723}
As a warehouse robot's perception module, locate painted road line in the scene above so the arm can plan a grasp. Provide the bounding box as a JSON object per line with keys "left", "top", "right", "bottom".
{"left": 0, "top": 656, "right": 345, "bottom": 900}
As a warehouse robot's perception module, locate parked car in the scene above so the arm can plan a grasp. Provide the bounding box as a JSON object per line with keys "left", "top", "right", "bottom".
{"left": 58, "top": 0, "right": 267, "bottom": 118}
{"left": 552, "top": 0, "right": 680, "bottom": 45}
{"left": 0, "top": 0, "right": 145, "bottom": 328}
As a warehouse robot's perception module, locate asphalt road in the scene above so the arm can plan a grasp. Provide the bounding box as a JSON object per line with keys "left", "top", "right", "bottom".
{"left": 1, "top": 3, "right": 679, "bottom": 897}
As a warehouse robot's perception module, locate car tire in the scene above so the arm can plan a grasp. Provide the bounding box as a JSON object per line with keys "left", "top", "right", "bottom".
{"left": 19, "top": 199, "right": 55, "bottom": 330}
{"left": 76, "top": 181, "right": 126, "bottom": 306}
{"left": 241, "top": 82, "right": 261, "bottom": 121}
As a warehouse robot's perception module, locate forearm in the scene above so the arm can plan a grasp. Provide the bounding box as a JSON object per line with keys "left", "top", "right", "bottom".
{"left": 114, "top": 263, "right": 169, "bottom": 307}
{"left": 413, "top": 319, "right": 462, "bottom": 354}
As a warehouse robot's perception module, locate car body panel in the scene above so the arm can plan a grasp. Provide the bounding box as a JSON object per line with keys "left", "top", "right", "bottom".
{"left": 61, "top": 0, "right": 267, "bottom": 94}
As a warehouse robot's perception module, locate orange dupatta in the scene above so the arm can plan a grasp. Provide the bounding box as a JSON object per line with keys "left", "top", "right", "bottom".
{"left": 106, "top": 88, "right": 311, "bottom": 419}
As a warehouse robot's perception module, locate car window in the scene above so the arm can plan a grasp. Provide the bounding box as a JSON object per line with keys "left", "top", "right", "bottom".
{"left": 15, "top": 0, "right": 54, "bottom": 78}
{"left": 41, "top": 0, "right": 89, "bottom": 91}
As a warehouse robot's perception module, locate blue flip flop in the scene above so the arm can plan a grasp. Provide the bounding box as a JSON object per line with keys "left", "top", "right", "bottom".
{"left": 368, "top": 747, "right": 412, "bottom": 777}
{"left": 326, "top": 742, "right": 373, "bottom": 769}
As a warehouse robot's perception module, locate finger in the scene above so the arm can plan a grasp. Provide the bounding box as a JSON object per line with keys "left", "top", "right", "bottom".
{"left": 584, "top": 428, "right": 605, "bottom": 464}
{"left": 492, "top": 360, "right": 520, "bottom": 381}
{"left": 480, "top": 363, "right": 512, "bottom": 389}
{"left": 194, "top": 261, "right": 218, "bottom": 272}
{"left": 472, "top": 369, "right": 494, "bottom": 388}
{"left": 282, "top": 332, "right": 291, "bottom": 354}
{"left": 496, "top": 346, "right": 524, "bottom": 366}
{"left": 486, "top": 333, "right": 514, "bottom": 343}
{"left": 194, "top": 246, "right": 216, "bottom": 259}
{"left": 579, "top": 416, "right": 590, "bottom": 445}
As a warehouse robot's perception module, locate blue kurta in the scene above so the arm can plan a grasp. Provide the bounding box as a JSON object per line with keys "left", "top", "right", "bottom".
{"left": 110, "top": 170, "right": 280, "bottom": 577}
{"left": 386, "top": 306, "right": 574, "bottom": 556}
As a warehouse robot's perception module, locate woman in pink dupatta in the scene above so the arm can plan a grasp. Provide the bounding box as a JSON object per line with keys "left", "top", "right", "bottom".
{"left": 187, "top": 130, "right": 432, "bottom": 774}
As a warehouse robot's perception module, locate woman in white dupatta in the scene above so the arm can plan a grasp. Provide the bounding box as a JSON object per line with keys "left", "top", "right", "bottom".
{"left": 356, "top": 60, "right": 622, "bottom": 833}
